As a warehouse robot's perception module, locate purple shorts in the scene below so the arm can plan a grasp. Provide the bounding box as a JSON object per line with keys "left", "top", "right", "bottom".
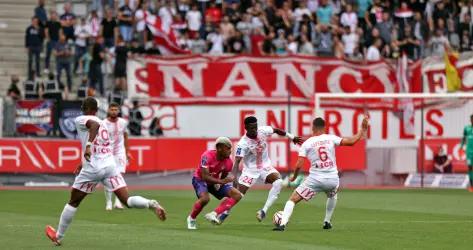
{"left": 192, "top": 177, "right": 232, "bottom": 200}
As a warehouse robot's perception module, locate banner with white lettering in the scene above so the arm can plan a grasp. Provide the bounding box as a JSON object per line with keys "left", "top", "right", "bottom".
{"left": 0, "top": 138, "right": 366, "bottom": 173}
{"left": 422, "top": 52, "right": 473, "bottom": 92}
{"left": 16, "top": 100, "right": 53, "bottom": 134}
{"left": 127, "top": 55, "right": 421, "bottom": 103}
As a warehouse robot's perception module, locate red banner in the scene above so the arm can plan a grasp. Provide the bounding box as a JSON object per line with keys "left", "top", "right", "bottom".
{"left": 128, "top": 55, "right": 423, "bottom": 104}
{"left": 0, "top": 138, "right": 365, "bottom": 174}
{"left": 422, "top": 138, "right": 467, "bottom": 173}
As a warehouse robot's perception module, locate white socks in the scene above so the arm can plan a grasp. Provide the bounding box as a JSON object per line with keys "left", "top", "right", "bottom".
{"left": 57, "top": 204, "right": 77, "bottom": 240}
{"left": 262, "top": 179, "right": 283, "bottom": 213}
{"left": 280, "top": 200, "right": 295, "bottom": 226}
{"left": 127, "top": 196, "right": 151, "bottom": 209}
{"left": 324, "top": 194, "right": 338, "bottom": 223}
{"left": 104, "top": 190, "right": 113, "bottom": 205}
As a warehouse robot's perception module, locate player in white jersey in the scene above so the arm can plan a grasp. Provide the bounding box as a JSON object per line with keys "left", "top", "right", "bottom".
{"left": 212, "top": 116, "right": 303, "bottom": 224}
{"left": 103, "top": 102, "right": 131, "bottom": 210}
{"left": 45, "top": 97, "right": 166, "bottom": 246}
{"left": 273, "top": 116, "right": 369, "bottom": 231}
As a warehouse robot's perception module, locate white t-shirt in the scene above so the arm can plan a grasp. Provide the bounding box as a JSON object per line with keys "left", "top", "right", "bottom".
{"left": 75, "top": 115, "right": 115, "bottom": 170}
{"left": 235, "top": 126, "right": 274, "bottom": 170}
{"left": 342, "top": 32, "right": 359, "bottom": 55}
{"left": 366, "top": 45, "right": 381, "bottom": 61}
{"left": 74, "top": 24, "right": 90, "bottom": 47}
{"left": 208, "top": 33, "right": 224, "bottom": 54}
{"left": 159, "top": 6, "right": 174, "bottom": 32}
{"left": 103, "top": 117, "right": 128, "bottom": 156}
{"left": 294, "top": 7, "right": 312, "bottom": 22}
{"left": 340, "top": 12, "right": 358, "bottom": 32}
{"left": 186, "top": 10, "right": 202, "bottom": 31}
{"left": 298, "top": 134, "right": 342, "bottom": 179}
{"left": 135, "top": 9, "right": 150, "bottom": 32}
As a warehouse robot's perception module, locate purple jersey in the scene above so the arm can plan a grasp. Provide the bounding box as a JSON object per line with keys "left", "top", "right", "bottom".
{"left": 193, "top": 150, "right": 233, "bottom": 181}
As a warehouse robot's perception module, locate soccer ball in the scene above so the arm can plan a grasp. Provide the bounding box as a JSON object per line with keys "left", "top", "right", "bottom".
{"left": 273, "top": 211, "right": 283, "bottom": 226}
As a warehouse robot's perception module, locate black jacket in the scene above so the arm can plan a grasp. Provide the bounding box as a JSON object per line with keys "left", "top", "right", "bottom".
{"left": 25, "top": 25, "right": 43, "bottom": 48}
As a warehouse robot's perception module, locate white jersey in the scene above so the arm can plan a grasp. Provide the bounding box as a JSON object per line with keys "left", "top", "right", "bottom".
{"left": 235, "top": 126, "right": 274, "bottom": 170}
{"left": 298, "top": 134, "right": 342, "bottom": 179}
{"left": 75, "top": 115, "right": 115, "bottom": 171}
{"left": 103, "top": 117, "right": 128, "bottom": 156}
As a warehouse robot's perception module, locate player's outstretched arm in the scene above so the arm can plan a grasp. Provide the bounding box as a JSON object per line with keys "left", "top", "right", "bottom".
{"left": 201, "top": 168, "right": 233, "bottom": 185}
{"left": 273, "top": 127, "right": 303, "bottom": 145}
{"left": 84, "top": 120, "right": 100, "bottom": 161}
{"left": 289, "top": 157, "right": 305, "bottom": 182}
{"left": 340, "top": 115, "right": 369, "bottom": 146}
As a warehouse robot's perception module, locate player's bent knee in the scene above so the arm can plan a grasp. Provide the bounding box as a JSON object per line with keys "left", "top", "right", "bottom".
{"left": 290, "top": 192, "right": 303, "bottom": 203}
{"left": 273, "top": 179, "right": 283, "bottom": 188}
{"left": 199, "top": 195, "right": 210, "bottom": 205}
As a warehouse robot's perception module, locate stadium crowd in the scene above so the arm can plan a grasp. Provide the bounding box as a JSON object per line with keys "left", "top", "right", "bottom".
{"left": 20, "top": 0, "right": 472, "bottom": 100}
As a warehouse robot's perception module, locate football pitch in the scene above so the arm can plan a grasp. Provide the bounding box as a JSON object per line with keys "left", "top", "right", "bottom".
{"left": 0, "top": 188, "right": 472, "bottom": 250}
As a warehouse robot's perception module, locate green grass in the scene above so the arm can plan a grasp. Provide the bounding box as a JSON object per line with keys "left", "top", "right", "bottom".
{"left": 0, "top": 188, "right": 472, "bottom": 250}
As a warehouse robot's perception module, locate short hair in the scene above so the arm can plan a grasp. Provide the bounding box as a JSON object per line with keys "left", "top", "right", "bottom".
{"left": 109, "top": 102, "right": 120, "bottom": 108}
{"left": 244, "top": 116, "right": 257, "bottom": 125}
{"left": 313, "top": 117, "right": 325, "bottom": 129}
{"left": 81, "top": 97, "right": 98, "bottom": 112}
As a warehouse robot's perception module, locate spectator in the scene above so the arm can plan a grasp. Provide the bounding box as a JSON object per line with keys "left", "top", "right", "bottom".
{"left": 226, "top": 2, "right": 241, "bottom": 24}
{"left": 342, "top": 25, "right": 359, "bottom": 58}
{"left": 206, "top": 2, "right": 222, "bottom": 24}
{"left": 207, "top": 26, "right": 225, "bottom": 54}
{"left": 433, "top": 146, "right": 453, "bottom": 173}
{"left": 273, "top": 29, "right": 287, "bottom": 55}
{"left": 159, "top": 1, "right": 175, "bottom": 31}
{"left": 220, "top": 16, "right": 236, "bottom": 43}
{"left": 149, "top": 117, "right": 164, "bottom": 136}
{"left": 262, "top": 31, "right": 276, "bottom": 55}
{"left": 447, "top": 19, "right": 460, "bottom": 51}
{"left": 357, "top": 0, "right": 372, "bottom": 27}
{"left": 412, "top": 11, "right": 429, "bottom": 58}
{"left": 366, "top": 0, "right": 384, "bottom": 29}
{"left": 236, "top": 13, "right": 253, "bottom": 51}
{"left": 54, "top": 33, "right": 73, "bottom": 92}
{"left": 460, "top": 29, "right": 473, "bottom": 52}
{"left": 25, "top": 16, "right": 43, "bottom": 80}
{"left": 114, "top": 36, "right": 129, "bottom": 91}
{"left": 101, "top": 8, "right": 118, "bottom": 48}
{"left": 432, "top": 1, "right": 450, "bottom": 26}
{"left": 186, "top": 4, "right": 202, "bottom": 39}
{"left": 79, "top": 46, "right": 92, "bottom": 76}
{"left": 118, "top": 0, "right": 134, "bottom": 43}
{"left": 314, "top": 24, "right": 334, "bottom": 57}
{"left": 60, "top": 2, "right": 76, "bottom": 41}
{"left": 74, "top": 18, "right": 91, "bottom": 74}
{"left": 171, "top": 13, "right": 188, "bottom": 36}
{"left": 34, "top": 0, "right": 47, "bottom": 27}
{"left": 459, "top": 13, "right": 473, "bottom": 36}
{"left": 340, "top": 4, "right": 358, "bottom": 32}
{"left": 128, "top": 100, "right": 143, "bottom": 136}
{"left": 227, "top": 30, "right": 246, "bottom": 53}
{"left": 317, "top": 0, "right": 333, "bottom": 25}
{"left": 135, "top": 1, "right": 151, "bottom": 47}
{"left": 398, "top": 25, "right": 420, "bottom": 60}
{"left": 87, "top": 10, "right": 101, "bottom": 41}
{"left": 7, "top": 75, "right": 21, "bottom": 101}
{"left": 287, "top": 34, "right": 298, "bottom": 54}
{"left": 294, "top": 1, "right": 312, "bottom": 24}
{"left": 250, "top": 27, "right": 265, "bottom": 55}
{"left": 298, "top": 34, "right": 314, "bottom": 55}
{"left": 44, "top": 10, "right": 61, "bottom": 73}
{"left": 376, "top": 11, "right": 393, "bottom": 45}
{"left": 366, "top": 38, "right": 382, "bottom": 61}
{"left": 428, "top": 29, "right": 449, "bottom": 57}
{"left": 89, "top": 36, "right": 105, "bottom": 96}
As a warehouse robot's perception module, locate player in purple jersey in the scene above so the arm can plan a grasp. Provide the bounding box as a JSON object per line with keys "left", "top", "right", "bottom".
{"left": 187, "top": 137, "right": 243, "bottom": 229}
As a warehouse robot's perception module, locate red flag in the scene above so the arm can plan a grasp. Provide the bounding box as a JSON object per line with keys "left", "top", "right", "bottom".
{"left": 146, "top": 14, "right": 190, "bottom": 55}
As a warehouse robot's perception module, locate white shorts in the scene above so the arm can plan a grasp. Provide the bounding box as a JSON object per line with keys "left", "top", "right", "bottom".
{"left": 238, "top": 166, "right": 280, "bottom": 187}
{"left": 114, "top": 154, "right": 127, "bottom": 173}
{"left": 72, "top": 164, "right": 127, "bottom": 193}
{"left": 295, "top": 177, "right": 339, "bottom": 201}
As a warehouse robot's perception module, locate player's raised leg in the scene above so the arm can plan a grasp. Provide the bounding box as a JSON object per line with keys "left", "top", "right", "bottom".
{"left": 258, "top": 172, "right": 283, "bottom": 222}
{"left": 111, "top": 177, "right": 166, "bottom": 221}
{"left": 273, "top": 191, "right": 304, "bottom": 231}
